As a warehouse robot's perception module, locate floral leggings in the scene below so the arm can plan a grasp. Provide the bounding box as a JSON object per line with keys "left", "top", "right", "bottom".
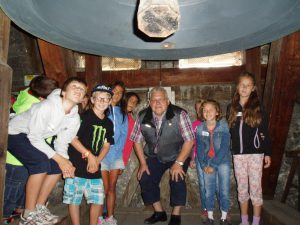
{"left": 233, "top": 154, "right": 264, "bottom": 206}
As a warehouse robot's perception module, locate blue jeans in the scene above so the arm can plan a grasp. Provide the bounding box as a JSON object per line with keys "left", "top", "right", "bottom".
{"left": 204, "top": 162, "right": 230, "bottom": 212}
{"left": 195, "top": 156, "right": 206, "bottom": 210}
{"left": 4, "top": 164, "right": 29, "bottom": 217}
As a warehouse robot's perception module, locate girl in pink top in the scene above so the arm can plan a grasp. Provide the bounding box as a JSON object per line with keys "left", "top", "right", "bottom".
{"left": 122, "top": 92, "right": 140, "bottom": 166}
{"left": 190, "top": 100, "right": 208, "bottom": 221}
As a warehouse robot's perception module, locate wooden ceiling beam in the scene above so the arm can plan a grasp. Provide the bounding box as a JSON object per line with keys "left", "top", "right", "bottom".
{"left": 37, "top": 39, "right": 76, "bottom": 86}
{"left": 245, "top": 47, "right": 262, "bottom": 98}
{"left": 262, "top": 30, "right": 300, "bottom": 198}
{"left": 100, "top": 65, "right": 268, "bottom": 88}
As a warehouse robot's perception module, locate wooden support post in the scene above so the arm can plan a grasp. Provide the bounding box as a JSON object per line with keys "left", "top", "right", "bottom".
{"left": 84, "top": 54, "right": 102, "bottom": 93}
{"left": 245, "top": 47, "right": 262, "bottom": 98}
{"left": 0, "top": 9, "right": 12, "bottom": 219}
{"left": 262, "top": 30, "right": 300, "bottom": 198}
{"left": 37, "top": 39, "right": 76, "bottom": 86}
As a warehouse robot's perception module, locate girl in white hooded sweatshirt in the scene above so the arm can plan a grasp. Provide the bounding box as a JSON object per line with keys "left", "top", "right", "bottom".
{"left": 8, "top": 77, "right": 87, "bottom": 225}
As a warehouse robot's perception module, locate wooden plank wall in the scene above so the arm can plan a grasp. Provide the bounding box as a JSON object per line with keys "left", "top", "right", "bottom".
{"left": 262, "top": 31, "right": 300, "bottom": 198}
{"left": 0, "top": 9, "right": 12, "bottom": 219}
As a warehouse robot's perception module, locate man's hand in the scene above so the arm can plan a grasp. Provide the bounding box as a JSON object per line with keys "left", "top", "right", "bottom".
{"left": 170, "top": 163, "right": 185, "bottom": 182}
{"left": 137, "top": 163, "right": 150, "bottom": 180}
{"left": 264, "top": 156, "right": 271, "bottom": 168}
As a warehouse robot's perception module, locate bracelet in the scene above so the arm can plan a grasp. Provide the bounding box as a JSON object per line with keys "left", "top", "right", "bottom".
{"left": 82, "top": 150, "right": 91, "bottom": 159}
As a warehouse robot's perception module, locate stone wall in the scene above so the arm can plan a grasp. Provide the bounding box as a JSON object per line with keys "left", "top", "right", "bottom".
{"left": 274, "top": 89, "right": 300, "bottom": 209}
{"left": 116, "top": 84, "right": 239, "bottom": 211}
{"left": 8, "top": 23, "right": 43, "bottom": 92}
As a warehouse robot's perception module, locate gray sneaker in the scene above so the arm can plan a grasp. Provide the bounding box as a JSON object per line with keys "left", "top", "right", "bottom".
{"left": 19, "top": 211, "right": 51, "bottom": 225}
{"left": 36, "top": 204, "right": 59, "bottom": 224}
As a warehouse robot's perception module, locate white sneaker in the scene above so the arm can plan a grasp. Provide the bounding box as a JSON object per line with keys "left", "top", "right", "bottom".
{"left": 36, "top": 204, "right": 59, "bottom": 223}
{"left": 19, "top": 211, "right": 51, "bottom": 225}
{"left": 105, "top": 216, "right": 117, "bottom": 225}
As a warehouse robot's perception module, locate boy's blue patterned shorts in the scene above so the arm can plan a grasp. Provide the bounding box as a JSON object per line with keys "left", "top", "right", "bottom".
{"left": 63, "top": 177, "right": 104, "bottom": 205}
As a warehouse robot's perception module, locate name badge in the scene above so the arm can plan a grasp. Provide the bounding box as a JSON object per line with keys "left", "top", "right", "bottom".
{"left": 202, "top": 131, "right": 209, "bottom": 136}
{"left": 237, "top": 111, "right": 242, "bottom": 117}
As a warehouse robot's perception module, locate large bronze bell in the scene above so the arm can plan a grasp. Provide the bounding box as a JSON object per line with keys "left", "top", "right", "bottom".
{"left": 1, "top": 0, "right": 300, "bottom": 60}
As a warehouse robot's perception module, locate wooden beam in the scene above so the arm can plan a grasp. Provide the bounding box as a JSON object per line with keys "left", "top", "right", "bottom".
{"left": 245, "top": 47, "right": 262, "bottom": 98}
{"left": 161, "top": 66, "right": 245, "bottom": 86}
{"left": 37, "top": 39, "right": 76, "bottom": 86}
{"left": 83, "top": 54, "right": 102, "bottom": 93}
{"left": 101, "top": 65, "right": 268, "bottom": 88}
{"left": 0, "top": 9, "right": 10, "bottom": 63}
{"left": 262, "top": 30, "right": 300, "bottom": 198}
{"left": 102, "top": 69, "right": 161, "bottom": 88}
{"left": 0, "top": 9, "right": 12, "bottom": 219}
{"left": 262, "top": 40, "right": 283, "bottom": 117}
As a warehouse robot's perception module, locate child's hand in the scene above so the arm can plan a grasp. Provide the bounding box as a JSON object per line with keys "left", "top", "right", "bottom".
{"left": 53, "top": 154, "right": 75, "bottom": 178}
{"left": 189, "top": 160, "right": 196, "bottom": 169}
{"left": 204, "top": 166, "right": 214, "bottom": 174}
{"left": 87, "top": 154, "right": 99, "bottom": 173}
{"left": 264, "top": 156, "right": 271, "bottom": 168}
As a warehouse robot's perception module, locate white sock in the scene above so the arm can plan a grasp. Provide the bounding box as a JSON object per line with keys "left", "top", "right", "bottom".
{"left": 23, "top": 209, "right": 35, "bottom": 218}
{"left": 221, "top": 210, "right": 227, "bottom": 220}
{"left": 208, "top": 211, "right": 214, "bottom": 220}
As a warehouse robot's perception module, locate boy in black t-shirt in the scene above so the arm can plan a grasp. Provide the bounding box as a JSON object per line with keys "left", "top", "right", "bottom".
{"left": 63, "top": 84, "right": 114, "bottom": 225}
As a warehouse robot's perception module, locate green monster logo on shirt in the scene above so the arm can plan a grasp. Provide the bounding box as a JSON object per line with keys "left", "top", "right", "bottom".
{"left": 92, "top": 125, "right": 107, "bottom": 153}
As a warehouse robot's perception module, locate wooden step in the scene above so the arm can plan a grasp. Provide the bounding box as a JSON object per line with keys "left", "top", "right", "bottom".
{"left": 263, "top": 200, "right": 300, "bottom": 225}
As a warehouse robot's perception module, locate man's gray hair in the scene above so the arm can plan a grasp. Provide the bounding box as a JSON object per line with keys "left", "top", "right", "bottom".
{"left": 149, "top": 87, "right": 169, "bottom": 100}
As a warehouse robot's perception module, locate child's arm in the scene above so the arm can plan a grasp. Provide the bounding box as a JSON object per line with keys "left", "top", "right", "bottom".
{"left": 97, "top": 142, "right": 111, "bottom": 164}
{"left": 196, "top": 129, "right": 208, "bottom": 170}
{"left": 52, "top": 153, "right": 75, "bottom": 178}
{"left": 260, "top": 111, "right": 272, "bottom": 168}
{"left": 209, "top": 123, "right": 231, "bottom": 169}
{"left": 71, "top": 137, "right": 99, "bottom": 173}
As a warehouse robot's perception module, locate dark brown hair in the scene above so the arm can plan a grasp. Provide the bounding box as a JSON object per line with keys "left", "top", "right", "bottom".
{"left": 228, "top": 71, "right": 262, "bottom": 128}
{"left": 200, "top": 99, "right": 222, "bottom": 121}
{"left": 110, "top": 80, "right": 126, "bottom": 121}
{"left": 123, "top": 92, "right": 140, "bottom": 113}
{"left": 78, "top": 93, "right": 90, "bottom": 114}
{"left": 29, "top": 76, "right": 59, "bottom": 99}
{"left": 61, "top": 77, "right": 87, "bottom": 92}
